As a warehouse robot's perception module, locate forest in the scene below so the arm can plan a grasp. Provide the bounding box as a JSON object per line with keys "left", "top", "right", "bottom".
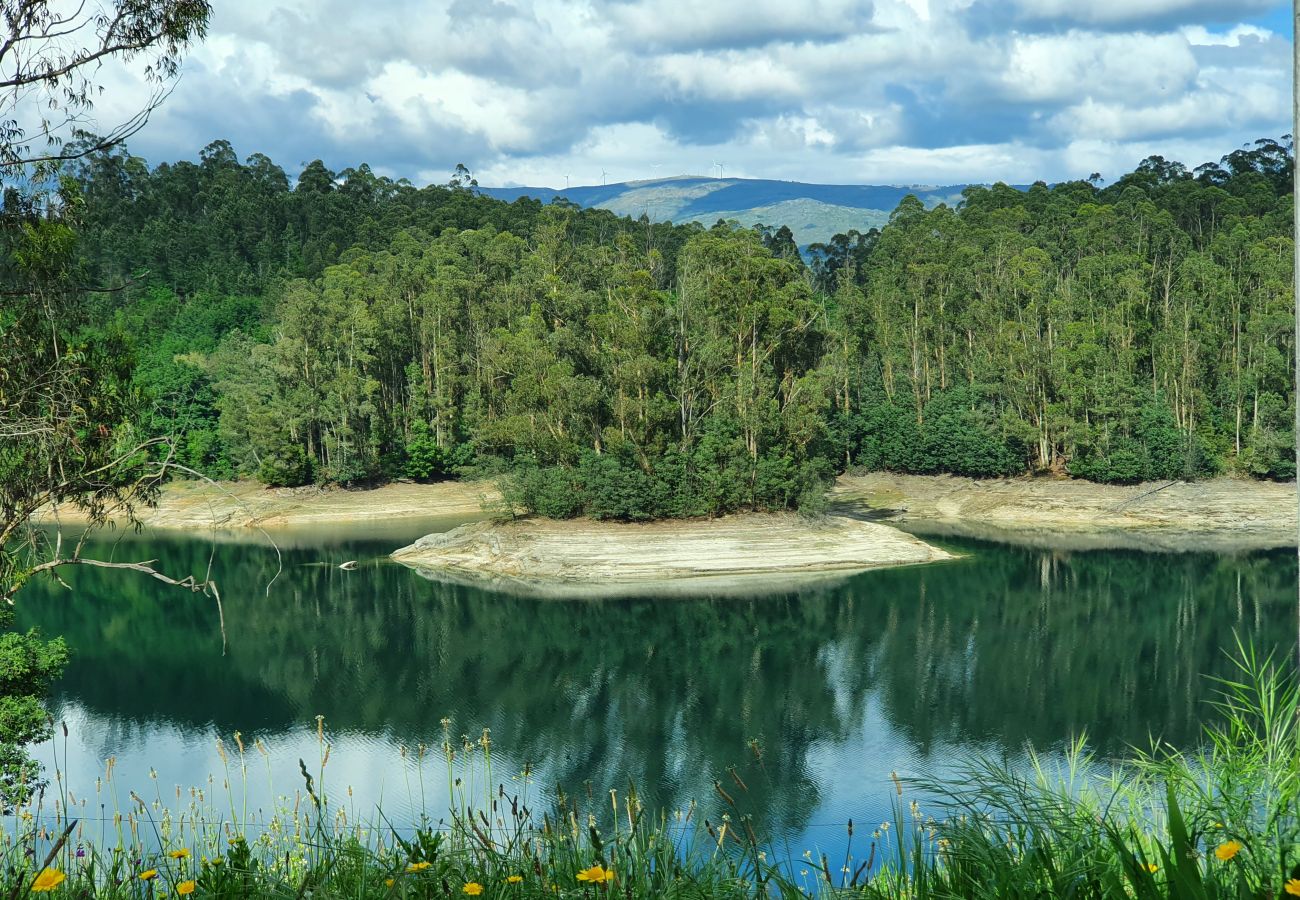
{"left": 45, "top": 136, "right": 1298, "bottom": 518}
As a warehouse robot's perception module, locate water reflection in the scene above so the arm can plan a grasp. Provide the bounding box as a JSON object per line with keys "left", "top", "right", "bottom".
{"left": 14, "top": 527, "right": 1295, "bottom": 860}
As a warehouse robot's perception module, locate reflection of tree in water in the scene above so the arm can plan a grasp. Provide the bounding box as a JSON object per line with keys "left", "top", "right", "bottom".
{"left": 865, "top": 545, "right": 1294, "bottom": 754}
{"left": 16, "top": 533, "right": 1294, "bottom": 833}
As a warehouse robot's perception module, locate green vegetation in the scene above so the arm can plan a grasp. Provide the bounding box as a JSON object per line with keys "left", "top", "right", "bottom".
{"left": 0, "top": 0, "right": 212, "bottom": 805}
{"left": 3, "top": 646, "right": 1299, "bottom": 899}
{"left": 58, "top": 136, "right": 1296, "bottom": 518}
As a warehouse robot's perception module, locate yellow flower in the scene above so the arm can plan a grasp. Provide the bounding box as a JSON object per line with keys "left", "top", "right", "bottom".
{"left": 576, "top": 864, "right": 612, "bottom": 884}
{"left": 210, "top": 858, "right": 223, "bottom": 866}
{"left": 384, "top": 878, "right": 395, "bottom": 888}
{"left": 140, "top": 869, "right": 159, "bottom": 881}
{"left": 1144, "top": 863, "right": 1158, "bottom": 874}
{"left": 169, "top": 849, "right": 191, "bottom": 860}
{"left": 1285, "top": 879, "right": 1300, "bottom": 896}
{"left": 31, "top": 869, "right": 65, "bottom": 892}
{"left": 507, "top": 874, "right": 523, "bottom": 883}
{"left": 405, "top": 861, "right": 432, "bottom": 873}
{"left": 463, "top": 884, "right": 484, "bottom": 896}
{"left": 1215, "top": 840, "right": 1243, "bottom": 861}
{"left": 176, "top": 880, "right": 196, "bottom": 895}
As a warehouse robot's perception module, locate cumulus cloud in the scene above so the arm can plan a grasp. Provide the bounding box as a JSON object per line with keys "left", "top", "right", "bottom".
{"left": 80, "top": 0, "right": 1292, "bottom": 188}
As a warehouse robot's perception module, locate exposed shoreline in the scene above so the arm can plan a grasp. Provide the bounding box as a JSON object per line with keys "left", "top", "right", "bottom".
{"left": 390, "top": 514, "right": 956, "bottom": 597}
{"left": 832, "top": 472, "right": 1296, "bottom": 553}
{"left": 35, "top": 472, "right": 1295, "bottom": 556}
{"left": 36, "top": 479, "right": 501, "bottom": 531}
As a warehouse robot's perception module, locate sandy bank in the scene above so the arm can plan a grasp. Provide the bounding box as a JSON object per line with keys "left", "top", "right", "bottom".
{"left": 38, "top": 479, "right": 501, "bottom": 531}
{"left": 832, "top": 473, "right": 1295, "bottom": 552}
{"left": 390, "top": 514, "right": 955, "bottom": 597}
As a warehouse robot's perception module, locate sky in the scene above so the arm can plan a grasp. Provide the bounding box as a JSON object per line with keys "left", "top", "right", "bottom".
{"left": 88, "top": 0, "right": 1295, "bottom": 188}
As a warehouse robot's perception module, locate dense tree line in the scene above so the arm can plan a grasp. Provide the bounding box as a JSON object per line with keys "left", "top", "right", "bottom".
{"left": 67, "top": 137, "right": 1296, "bottom": 519}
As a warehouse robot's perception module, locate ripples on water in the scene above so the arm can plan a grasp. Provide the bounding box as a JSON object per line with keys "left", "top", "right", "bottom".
{"left": 16, "top": 520, "right": 1295, "bottom": 863}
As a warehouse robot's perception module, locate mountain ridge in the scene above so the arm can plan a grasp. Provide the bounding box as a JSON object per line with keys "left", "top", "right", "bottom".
{"left": 477, "top": 175, "right": 981, "bottom": 246}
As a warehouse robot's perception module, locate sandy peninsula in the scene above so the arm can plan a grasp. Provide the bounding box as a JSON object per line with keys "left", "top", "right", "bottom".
{"left": 390, "top": 514, "right": 956, "bottom": 597}
{"left": 832, "top": 472, "right": 1296, "bottom": 552}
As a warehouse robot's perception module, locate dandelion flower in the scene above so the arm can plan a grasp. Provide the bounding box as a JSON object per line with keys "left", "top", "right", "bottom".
{"left": 384, "top": 878, "right": 395, "bottom": 888}
{"left": 31, "top": 869, "right": 65, "bottom": 892}
{"left": 1144, "top": 863, "right": 1158, "bottom": 874}
{"left": 406, "top": 861, "right": 432, "bottom": 873}
{"left": 176, "top": 881, "right": 196, "bottom": 896}
{"left": 1285, "top": 879, "right": 1300, "bottom": 896}
{"left": 576, "top": 864, "right": 611, "bottom": 884}
{"left": 1215, "top": 841, "right": 1243, "bottom": 861}
{"left": 507, "top": 875, "right": 523, "bottom": 883}
{"left": 463, "top": 884, "right": 484, "bottom": 896}
{"left": 168, "top": 849, "right": 191, "bottom": 860}
{"left": 139, "top": 870, "right": 159, "bottom": 881}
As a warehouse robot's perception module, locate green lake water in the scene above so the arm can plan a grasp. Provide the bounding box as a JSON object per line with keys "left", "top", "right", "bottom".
{"left": 13, "top": 521, "right": 1296, "bottom": 863}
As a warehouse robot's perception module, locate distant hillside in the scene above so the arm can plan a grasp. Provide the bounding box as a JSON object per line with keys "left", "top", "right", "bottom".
{"left": 479, "top": 176, "right": 972, "bottom": 246}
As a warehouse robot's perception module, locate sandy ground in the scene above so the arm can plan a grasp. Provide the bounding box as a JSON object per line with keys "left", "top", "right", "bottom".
{"left": 36, "top": 471, "right": 1293, "bottom": 556}
{"left": 37, "top": 479, "right": 501, "bottom": 531}
{"left": 390, "top": 513, "right": 955, "bottom": 597}
{"left": 832, "top": 472, "right": 1296, "bottom": 552}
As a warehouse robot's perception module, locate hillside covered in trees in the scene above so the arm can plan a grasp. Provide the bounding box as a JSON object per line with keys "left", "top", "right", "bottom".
{"left": 61, "top": 137, "right": 1296, "bottom": 518}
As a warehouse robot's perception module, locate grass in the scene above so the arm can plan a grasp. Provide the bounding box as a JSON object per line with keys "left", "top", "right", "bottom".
{"left": 3, "top": 642, "right": 1299, "bottom": 898}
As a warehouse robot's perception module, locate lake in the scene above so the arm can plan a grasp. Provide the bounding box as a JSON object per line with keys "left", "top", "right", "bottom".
{"left": 14, "top": 521, "right": 1295, "bottom": 865}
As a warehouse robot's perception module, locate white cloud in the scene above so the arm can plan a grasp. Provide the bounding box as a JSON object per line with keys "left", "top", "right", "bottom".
{"left": 1182, "top": 24, "right": 1273, "bottom": 46}
{"left": 38, "top": 0, "right": 1288, "bottom": 191}
{"left": 1052, "top": 85, "right": 1284, "bottom": 141}
{"left": 1002, "top": 31, "right": 1198, "bottom": 103}
{"left": 1008, "top": 0, "right": 1276, "bottom": 27}
{"left": 608, "top": 0, "right": 879, "bottom": 48}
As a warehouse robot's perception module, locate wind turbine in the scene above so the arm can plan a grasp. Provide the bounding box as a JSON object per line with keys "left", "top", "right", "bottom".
{"left": 713, "top": 161, "right": 726, "bottom": 179}
{"left": 564, "top": 174, "right": 570, "bottom": 190}
{"left": 601, "top": 168, "right": 609, "bottom": 186}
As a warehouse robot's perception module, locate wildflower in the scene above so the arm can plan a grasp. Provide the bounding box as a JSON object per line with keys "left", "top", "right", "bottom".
{"left": 211, "top": 858, "right": 223, "bottom": 866}
{"left": 1285, "top": 879, "right": 1300, "bottom": 896}
{"left": 463, "top": 884, "right": 484, "bottom": 896}
{"left": 1215, "top": 841, "right": 1243, "bottom": 861}
{"left": 140, "top": 870, "right": 159, "bottom": 881}
{"left": 31, "top": 869, "right": 65, "bottom": 892}
{"left": 168, "top": 849, "right": 191, "bottom": 860}
{"left": 576, "top": 864, "right": 612, "bottom": 884}
{"left": 176, "top": 880, "right": 196, "bottom": 895}
{"left": 1144, "top": 863, "right": 1158, "bottom": 874}
{"left": 406, "top": 861, "right": 432, "bottom": 873}
{"left": 384, "top": 878, "right": 395, "bottom": 888}
{"left": 507, "top": 875, "right": 523, "bottom": 883}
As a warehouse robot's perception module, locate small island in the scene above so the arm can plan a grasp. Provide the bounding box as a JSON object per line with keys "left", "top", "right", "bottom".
{"left": 390, "top": 513, "right": 955, "bottom": 597}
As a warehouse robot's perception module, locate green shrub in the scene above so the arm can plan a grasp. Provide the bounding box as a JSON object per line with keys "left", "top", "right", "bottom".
{"left": 256, "top": 442, "right": 312, "bottom": 487}
{"left": 403, "top": 420, "right": 448, "bottom": 481}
